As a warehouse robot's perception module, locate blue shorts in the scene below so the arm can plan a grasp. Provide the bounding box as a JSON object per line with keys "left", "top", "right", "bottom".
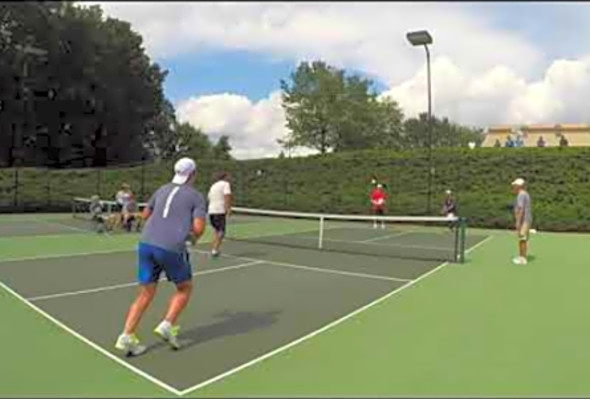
{"left": 137, "top": 242, "right": 192, "bottom": 285}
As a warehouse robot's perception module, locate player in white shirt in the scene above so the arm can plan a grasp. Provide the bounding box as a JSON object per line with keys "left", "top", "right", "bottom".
{"left": 207, "top": 172, "right": 232, "bottom": 257}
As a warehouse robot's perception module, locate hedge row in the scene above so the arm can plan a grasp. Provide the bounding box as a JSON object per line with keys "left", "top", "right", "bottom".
{"left": 2, "top": 147, "right": 590, "bottom": 231}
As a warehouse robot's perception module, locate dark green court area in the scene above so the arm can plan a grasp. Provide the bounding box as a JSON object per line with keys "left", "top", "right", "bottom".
{"left": 0, "top": 226, "right": 488, "bottom": 392}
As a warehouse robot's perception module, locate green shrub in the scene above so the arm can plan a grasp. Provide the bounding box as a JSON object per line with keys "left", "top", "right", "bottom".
{"left": 2, "top": 147, "right": 590, "bottom": 231}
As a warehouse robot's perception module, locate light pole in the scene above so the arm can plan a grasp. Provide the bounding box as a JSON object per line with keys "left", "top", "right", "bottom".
{"left": 406, "top": 30, "right": 433, "bottom": 215}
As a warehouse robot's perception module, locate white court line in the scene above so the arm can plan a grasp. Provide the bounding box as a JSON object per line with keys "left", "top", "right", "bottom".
{"left": 193, "top": 250, "right": 410, "bottom": 283}
{"left": 39, "top": 219, "right": 94, "bottom": 234}
{"left": 359, "top": 231, "right": 411, "bottom": 243}
{"left": 38, "top": 219, "right": 118, "bottom": 241}
{"left": 462, "top": 235, "right": 494, "bottom": 255}
{"left": 0, "top": 279, "right": 182, "bottom": 396}
{"left": 260, "top": 262, "right": 410, "bottom": 283}
{"left": 180, "top": 233, "right": 493, "bottom": 395}
{"left": 0, "top": 247, "right": 136, "bottom": 264}
{"left": 277, "top": 234, "right": 451, "bottom": 252}
{"left": 27, "top": 261, "right": 263, "bottom": 302}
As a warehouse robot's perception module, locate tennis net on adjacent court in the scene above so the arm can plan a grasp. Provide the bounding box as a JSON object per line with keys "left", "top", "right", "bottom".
{"left": 228, "top": 207, "right": 467, "bottom": 263}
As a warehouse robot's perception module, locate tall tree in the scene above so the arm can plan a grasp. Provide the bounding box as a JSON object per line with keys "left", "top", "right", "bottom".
{"left": 0, "top": 1, "right": 171, "bottom": 167}
{"left": 279, "top": 60, "right": 405, "bottom": 154}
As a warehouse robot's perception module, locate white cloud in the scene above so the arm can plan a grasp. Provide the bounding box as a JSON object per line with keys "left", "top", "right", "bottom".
{"left": 382, "top": 56, "right": 590, "bottom": 126}
{"left": 87, "top": 2, "right": 590, "bottom": 157}
{"left": 92, "top": 2, "right": 541, "bottom": 83}
{"left": 176, "top": 91, "right": 316, "bottom": 159}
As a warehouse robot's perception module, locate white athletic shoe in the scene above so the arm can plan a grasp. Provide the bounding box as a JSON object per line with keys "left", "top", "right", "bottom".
{"left": 512, "top": 256, "right": 527, "bottom": 265}
{"left": 211, "top": 249, "right": 220, "bottom": 258}
{"left": 373, "top": 224, "right": 377, "bottom": 229}
{"left": 381, "top": 223, "right": 386, "bottom": 229}
{"left": 115, "top": 334, "right": 147, "bottom": 357}
{"left": 154, "top": 321, "right": 181, "bottom": 350}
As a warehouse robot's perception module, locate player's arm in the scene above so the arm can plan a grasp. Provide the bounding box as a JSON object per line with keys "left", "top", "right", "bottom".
{"left": 141, "top": 190, "right": 159, "bottom": 220}
{"left": 224, "top": 183, "right": 232, "bottom": 217}
{"left": 190, "top": 193, "right": 208, "bottom": 242}
{"left": 514, "top": 200, "right": 523, "bottom": 229}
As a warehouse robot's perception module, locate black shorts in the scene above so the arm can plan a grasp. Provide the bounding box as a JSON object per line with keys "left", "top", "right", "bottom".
{"left": 373, "top": 207, "right": 384, "bottom": 215}
{"left": 209, "top": 214, "right": 227, "bottom": 234}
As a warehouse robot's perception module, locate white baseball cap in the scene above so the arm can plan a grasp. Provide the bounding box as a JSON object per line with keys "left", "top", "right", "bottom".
{"left": 511, "top": 178, "right": 525, "bottom": 186}
{"left": 172, "top": 157, "right": 196, "bottom": 185}
{"left": 445, "top": 189, "right": 452, "bottom": 194}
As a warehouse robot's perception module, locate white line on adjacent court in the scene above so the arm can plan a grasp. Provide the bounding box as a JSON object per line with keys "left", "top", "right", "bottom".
{"left": 26, "top": 261, "right": 264, "bottom": 302}
{"left": 39, "top": 219, "right": 93, "bottom": 234}
{"left": 0, "top": 247, "right": 135, "bottom": 264}
{"left": 0, "top": 279, "right": 183, "bottom": 396}
{"left": 180, "top": 234, "right": 493, "bottom": 395}
{"left": 192, "top": 250, "right": 410, "bottom": 283}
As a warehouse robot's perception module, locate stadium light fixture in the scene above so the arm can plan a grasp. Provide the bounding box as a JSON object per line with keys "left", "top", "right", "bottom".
{"left": 406, "top": 29, "right": 434, "bottom": 215}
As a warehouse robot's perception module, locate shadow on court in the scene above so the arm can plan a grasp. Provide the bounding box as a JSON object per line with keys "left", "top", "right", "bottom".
{"left": 148, "top": 310, "right": 283, "bottom": 352}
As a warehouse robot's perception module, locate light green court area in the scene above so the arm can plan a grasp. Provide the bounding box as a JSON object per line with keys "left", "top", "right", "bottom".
{"left": 1, "top": 213, "right": 589, "bottom": 397}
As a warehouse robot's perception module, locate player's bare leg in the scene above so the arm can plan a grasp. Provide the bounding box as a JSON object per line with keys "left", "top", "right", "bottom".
{"left": 155, "top": 280, "right": 193, "bottom": 349}
{"left": 212, "top": 231, "right": 222, "bottom": 254}
{"left": 164, "top": 281, "right": 192, "bottom": 325}
{"left": 123, "top": 283, "right": 158, "bottom": 334}
{"left": 115, "top": 283, "right": 157, "bottom": 356}
{"left": 519, "top": 240, "right": 527, "bottom": 259}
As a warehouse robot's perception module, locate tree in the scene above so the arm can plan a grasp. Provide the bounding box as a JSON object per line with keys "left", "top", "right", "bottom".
{"left": 402, "top": 113, "right": 483, "bottom": 149}
{"left": 0, "top": 1, "right": 171, "bottom": 167}
{"left": 175, "top": 122, "right": 213, "bottom": 159}
{"left": 279, "top": 60, "right": 405, "bottom": 154}
{"left": 364, "top": 97, "right": 405, "bottom": 150}
{"left": 212, "top": 135, "right": 232, "bottom": 160}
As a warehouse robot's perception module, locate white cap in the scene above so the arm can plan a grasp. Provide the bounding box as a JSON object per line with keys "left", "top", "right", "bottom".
{"left": 445, "top": 189, "right": 452, "bottom": 194}
{"left": 511, "top": 178, "right": 525, "bottom": 186}
{"left": 172, "top": 157, "right": 196, "bottom": 185}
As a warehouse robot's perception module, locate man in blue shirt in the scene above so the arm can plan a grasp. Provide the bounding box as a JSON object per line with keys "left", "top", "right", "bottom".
{"left": 115, "top": 157, "right": 207, "bottom": 356}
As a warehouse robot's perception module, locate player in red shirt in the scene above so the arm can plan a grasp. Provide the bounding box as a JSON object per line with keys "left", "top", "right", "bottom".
{"left": 370, "top": 184, "right": 387, "bottom": 229}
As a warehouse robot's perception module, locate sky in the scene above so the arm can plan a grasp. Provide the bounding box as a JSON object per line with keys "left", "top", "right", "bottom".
{"left": 87, "top": 2, "right": 590, "bottom": 159}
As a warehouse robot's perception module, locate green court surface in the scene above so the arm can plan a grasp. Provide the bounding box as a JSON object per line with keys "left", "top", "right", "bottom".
{"left": 1, "top": 213, "right": 590, "bottom": 397}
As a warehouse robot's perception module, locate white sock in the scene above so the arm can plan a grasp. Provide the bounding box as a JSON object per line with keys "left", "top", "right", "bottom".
{"left": 160, "top": 320, "right": 172, "bottom": 330}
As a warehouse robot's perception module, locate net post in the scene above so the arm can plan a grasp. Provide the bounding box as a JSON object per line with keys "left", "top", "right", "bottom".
{"left": 459, "top": 217, "right": 467, "bottom": 263}
{"left": 453, "top": 218, "right": 460, "bottom": 262}
{"left": 318, "top": 215, "right": 325, "bottom": 249}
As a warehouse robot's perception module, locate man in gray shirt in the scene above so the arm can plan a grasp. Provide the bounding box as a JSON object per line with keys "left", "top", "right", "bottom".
{"left": 115, "top": 157, "right": 206, "bottom": 356}
{"left": 512, "top": 178, "right": 532, "bottom": 265}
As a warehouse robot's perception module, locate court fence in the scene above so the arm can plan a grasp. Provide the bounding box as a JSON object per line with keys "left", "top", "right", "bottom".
{"left": 2, "top": 146, "right": 590, "bottom": 231}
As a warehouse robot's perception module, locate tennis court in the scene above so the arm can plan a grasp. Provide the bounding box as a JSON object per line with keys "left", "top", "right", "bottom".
{"left": 3, "top": 208, "right": 590, "bottom": 397}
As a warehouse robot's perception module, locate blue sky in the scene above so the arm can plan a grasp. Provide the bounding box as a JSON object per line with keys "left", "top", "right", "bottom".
{"left": 162, "top": 50, "right": 389, "bottom": 104}
{"left": 96, "top": 2, "right": 590, "bottom": 158}
{"left": 157, "top": 2, "right": 590, "bottom": 104}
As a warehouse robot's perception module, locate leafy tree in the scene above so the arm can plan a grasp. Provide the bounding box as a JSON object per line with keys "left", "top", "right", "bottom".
{"left": 279, "top": 60, "right": 405, "bottom": 154}
{"left": 175, "top": 122, "right": 213, "bottom": 159}
{"left": 0, "top": 1, "right": 171, "bottom": 167}
{"left": 212, "top": 135, "right": 232, "bottom": 160}
{"left": 402, "top": 113, "right": 483, "bottom": 149}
